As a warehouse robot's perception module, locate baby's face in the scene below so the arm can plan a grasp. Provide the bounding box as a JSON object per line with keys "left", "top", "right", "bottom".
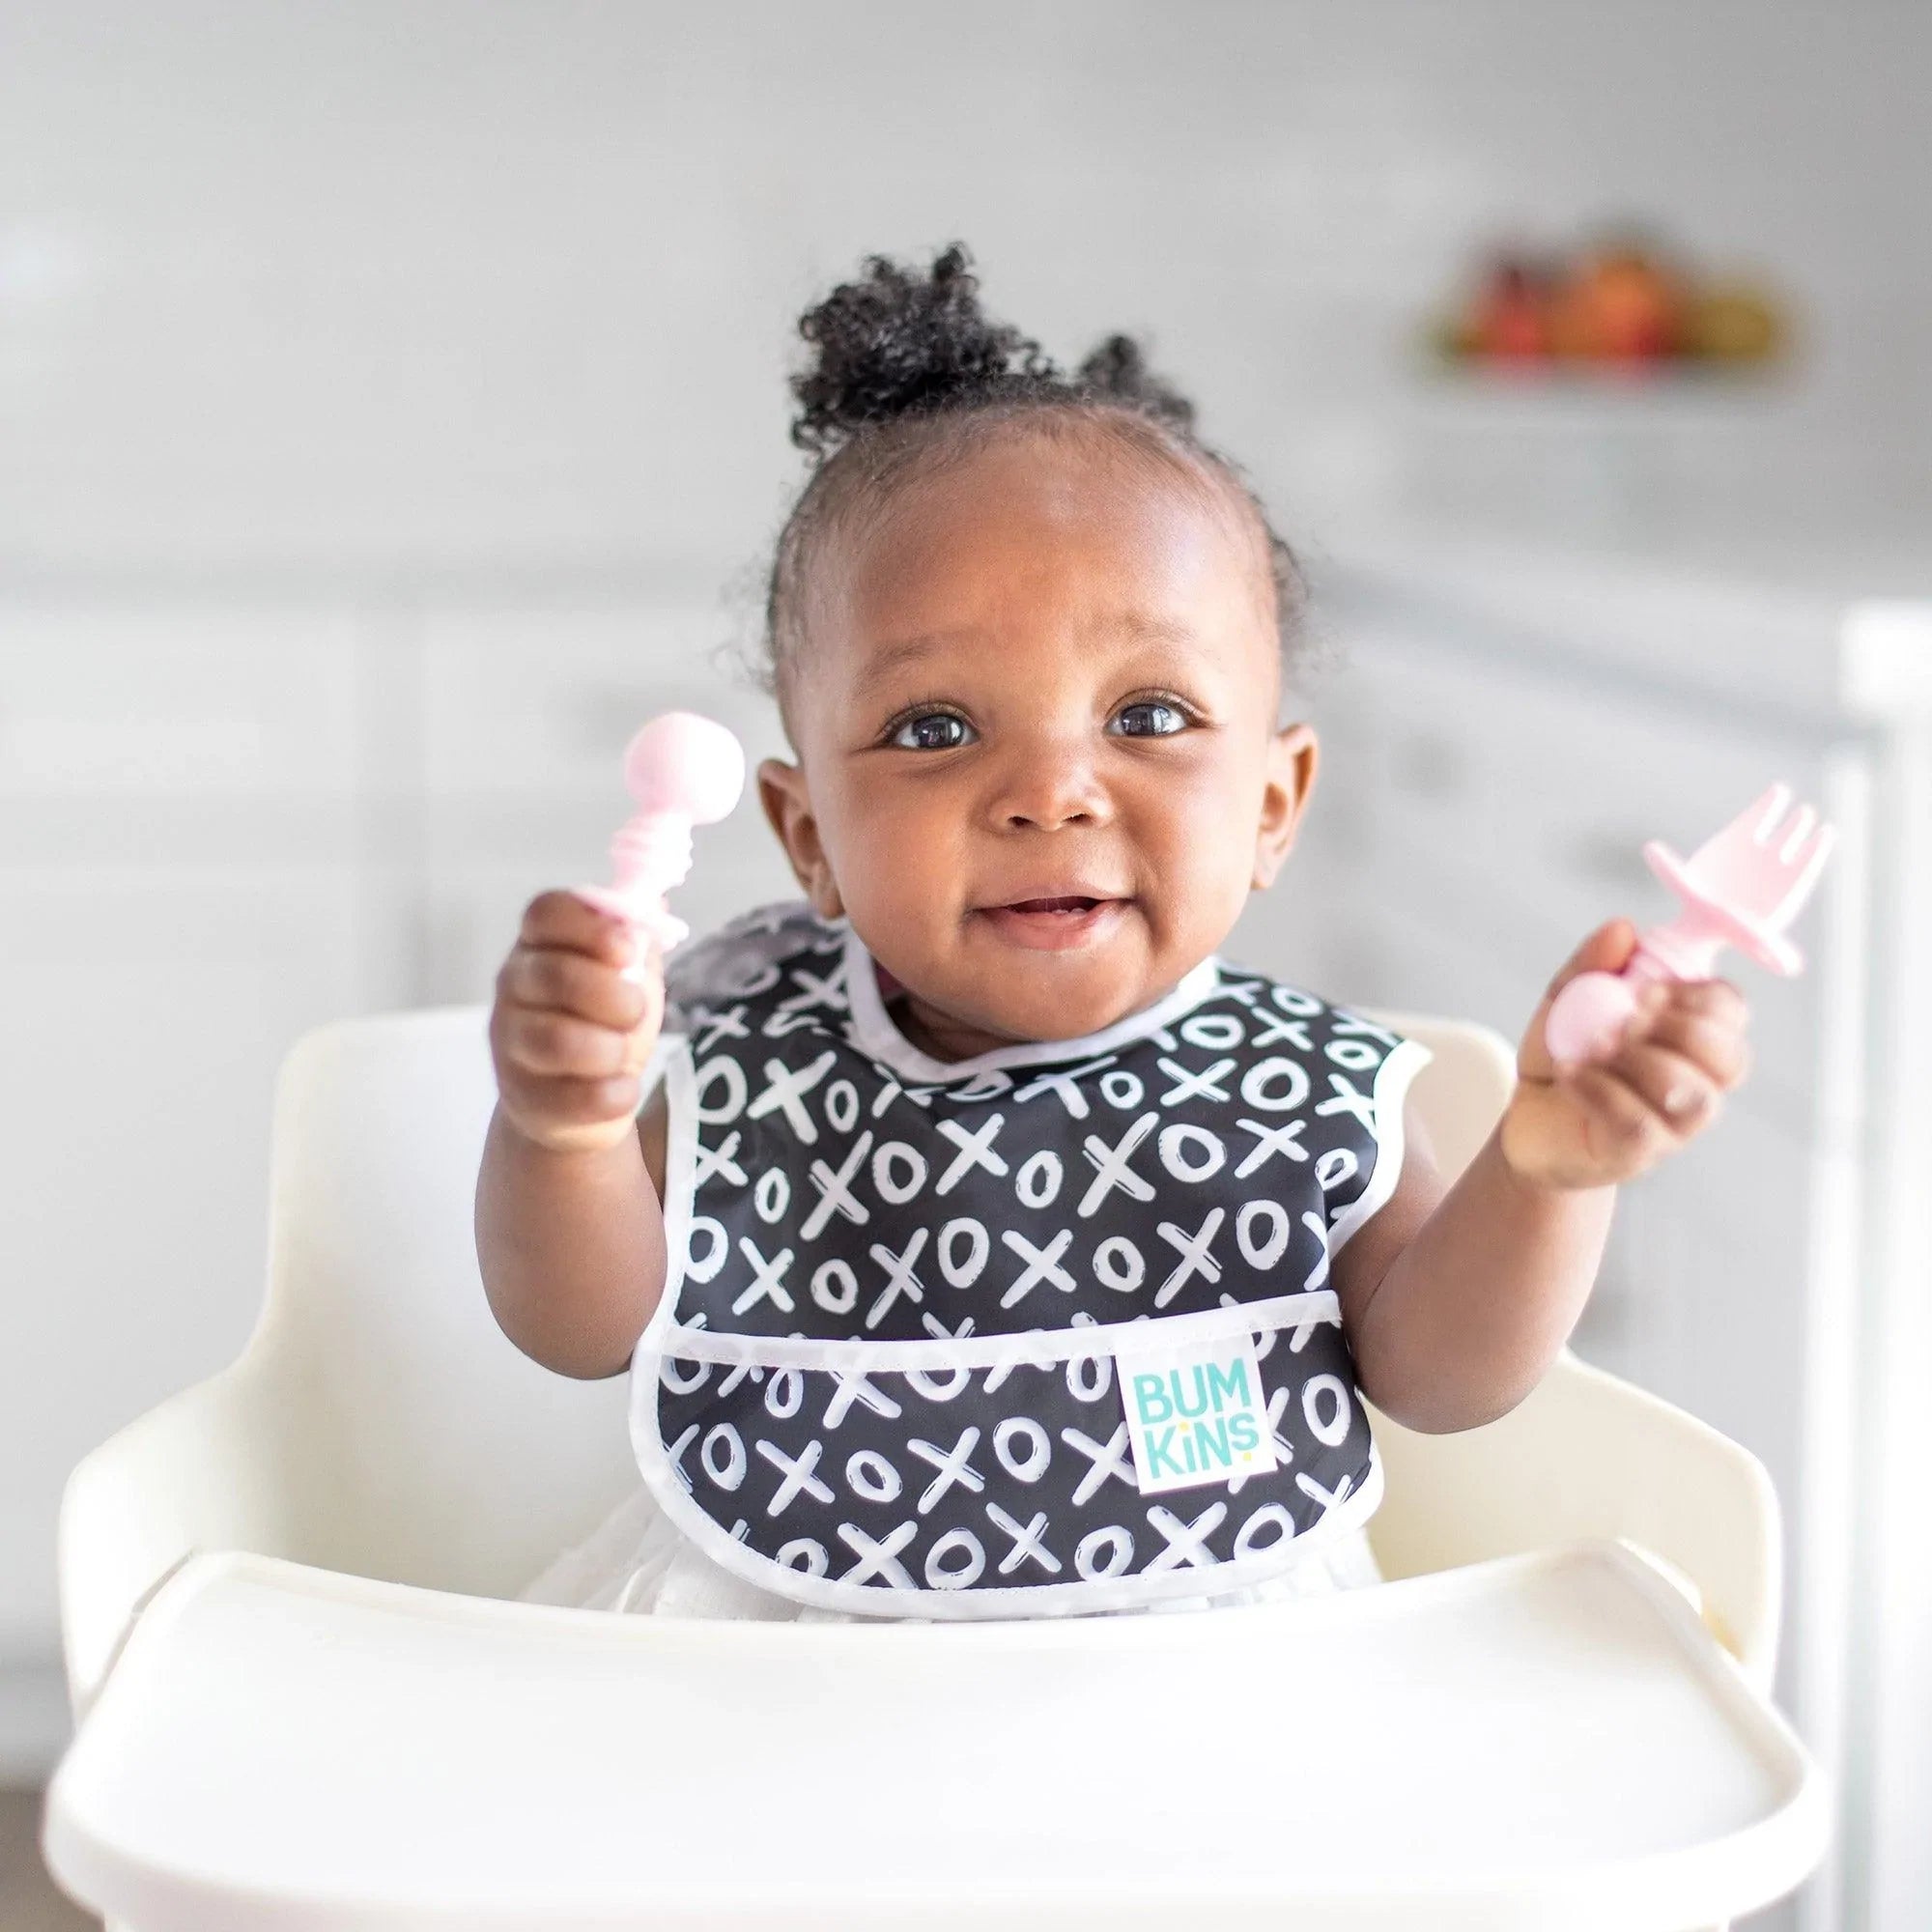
{"left": 758, "top": 428, "right": 1315, "bottom": 1059}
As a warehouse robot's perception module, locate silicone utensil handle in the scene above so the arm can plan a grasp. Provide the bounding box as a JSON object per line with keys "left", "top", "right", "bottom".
{"left": 574, "top": 711, "right": 745, "bottom": 970}
{"left": 1544, "top": 896, "right": 1765, "bottom": 1065}
{"left": 1544, "top": 972, "right": 1637, "bottom": 1065}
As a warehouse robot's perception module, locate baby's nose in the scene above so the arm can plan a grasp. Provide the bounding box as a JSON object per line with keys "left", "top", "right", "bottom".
{"left": 991, "top": 750, "right": 1114, "bottom": 831}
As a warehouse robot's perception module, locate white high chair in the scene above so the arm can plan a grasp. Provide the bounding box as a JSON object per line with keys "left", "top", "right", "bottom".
{"left": 44, "top": 1006, "right": 1826, "bottom": 1931}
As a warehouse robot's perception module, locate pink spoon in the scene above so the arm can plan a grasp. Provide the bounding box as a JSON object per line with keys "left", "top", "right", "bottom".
{"left": 1544, "top": 781, "right": 1836, "bottom": 1066}
{"left": 573, "top": 712, "right": 746, "bottom": 973}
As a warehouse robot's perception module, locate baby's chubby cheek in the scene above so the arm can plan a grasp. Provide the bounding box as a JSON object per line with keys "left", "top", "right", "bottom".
{"left": 1140, "top": 768, "right": 1270, "bottom": 929}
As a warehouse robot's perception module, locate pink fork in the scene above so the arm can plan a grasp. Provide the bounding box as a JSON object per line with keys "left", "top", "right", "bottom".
{"left": 1544, "top": 782, "right": 1837, "bottom": 1066}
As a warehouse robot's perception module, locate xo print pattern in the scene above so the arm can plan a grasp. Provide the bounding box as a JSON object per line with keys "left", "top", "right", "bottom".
{"left": 674, "top": 921, "right": 1404, "bottom": 1344}
{"left": 657, "top": 1314, "right": 1373, "bottom": 1593}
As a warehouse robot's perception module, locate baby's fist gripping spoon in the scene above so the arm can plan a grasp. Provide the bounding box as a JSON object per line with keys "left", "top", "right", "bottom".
{"left": 1544, "top": 781, "right": 1836, "bottom": 1065}
{"left": 573, "top": 712, "right": 746, "bottom": 972}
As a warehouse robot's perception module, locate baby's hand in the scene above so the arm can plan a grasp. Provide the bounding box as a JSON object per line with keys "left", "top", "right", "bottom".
{"left": 489, "top": 890, "right": 665, "bottom": 1154}
{"left": 1500, "top": 919, "right": 1751, "bottom": 1189}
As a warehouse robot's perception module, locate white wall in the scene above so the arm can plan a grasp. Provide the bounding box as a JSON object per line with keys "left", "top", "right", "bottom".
{"left": 1, "top": 0, "right": 1927, "bottom": 583}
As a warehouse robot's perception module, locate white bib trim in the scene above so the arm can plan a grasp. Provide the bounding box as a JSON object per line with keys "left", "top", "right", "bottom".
{"left": 841, "top": 922, "right": 1224, "bottom": 1086}
{"left": 630, "top": 1414, "right": 1384, "bottom": 1620}
{"left": 650, "top": 1289, "right": 1343, "bottom": 1374}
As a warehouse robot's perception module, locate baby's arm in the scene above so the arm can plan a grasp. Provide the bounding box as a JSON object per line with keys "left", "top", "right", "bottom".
{"left": 475, "top": 891, "right": 670, "bottom": 1379}
{"left": 1334, "top": 920, "right": 1750, "bottom": 1434}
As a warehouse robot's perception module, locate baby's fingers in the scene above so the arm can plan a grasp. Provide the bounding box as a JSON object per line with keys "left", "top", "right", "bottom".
{"left": 1640, "top": 987, "right": 1752, "bottom": 1092}
{"left": 498, "top": 943, "right": 655, "bottom": 1033}
{"left": 497, "top": 1007, "right": 654, "bottom": 1081}
{"left": 1562, "top": 1062, "right": 1688, "bottom": 1174}
{"left": 1593, "top": 1039, "right": 1724, "bottom": 1136}
{"left": 1519, "top": 919, "right": 1639, "bottom": 1079}
{"left": 521, "top": 888, "right": 638, "bottom": 968}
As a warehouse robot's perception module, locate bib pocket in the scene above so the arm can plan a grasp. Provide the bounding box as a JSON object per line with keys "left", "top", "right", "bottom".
{"left": 632, "top": 1293, "right": 1381, "bottom": 1619}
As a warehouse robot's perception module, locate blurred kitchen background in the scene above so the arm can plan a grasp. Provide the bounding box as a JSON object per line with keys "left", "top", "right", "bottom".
{"left": 2, "top": 3, "right": 1927, "bottom": 1927}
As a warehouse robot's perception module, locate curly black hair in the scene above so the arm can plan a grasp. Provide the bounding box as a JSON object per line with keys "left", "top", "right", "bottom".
{"left": 761, "top": 242, "right": 1307, "bottom": 706}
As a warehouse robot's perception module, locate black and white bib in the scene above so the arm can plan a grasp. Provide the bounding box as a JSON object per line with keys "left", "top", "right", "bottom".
{"left": 630, "top": 901, "right": 1430, "bottom": 1619}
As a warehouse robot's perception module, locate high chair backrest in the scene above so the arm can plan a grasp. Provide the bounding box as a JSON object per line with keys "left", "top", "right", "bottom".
{"left": 242, "top": 1008, "right": 641, "bottom": 1599}
{"left": 1372, "top": 1008, "right": 1517, "bottom": 1178}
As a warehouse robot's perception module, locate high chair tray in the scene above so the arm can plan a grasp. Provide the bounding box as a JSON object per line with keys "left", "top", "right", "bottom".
{"left": 45, "top": 1538, "right": 1824, "bottom": 1931}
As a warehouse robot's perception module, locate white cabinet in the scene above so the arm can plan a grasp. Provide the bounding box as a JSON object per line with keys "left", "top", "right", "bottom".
{"left": 0, "top": 864, "right": 363, "bottom": 1650}
{"left": 0, "top": 600, "right": 378, "bottom": 1660}
{"left": 1298, "top": 545, "right": 1930, "bottom": 1932}
{"left": 0, "top": 605, "right": 361, "bottom": 812}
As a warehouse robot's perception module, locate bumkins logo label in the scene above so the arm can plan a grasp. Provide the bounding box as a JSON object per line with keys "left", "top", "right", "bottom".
{"left": 1119, "top": 1338, "right": 1278, "bottom": 1496}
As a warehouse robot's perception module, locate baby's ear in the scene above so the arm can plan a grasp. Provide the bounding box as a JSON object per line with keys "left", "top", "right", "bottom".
{"left": 1251, "top": 723, "right": 1319, "bottom": 890}
{"left": 756, "top": 757, "right": 845, "bottom": 919}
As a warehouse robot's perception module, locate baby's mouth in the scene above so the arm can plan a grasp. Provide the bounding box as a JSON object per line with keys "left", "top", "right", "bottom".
{"left": 976, "top": 894, "right": 1130, "bottom": 950}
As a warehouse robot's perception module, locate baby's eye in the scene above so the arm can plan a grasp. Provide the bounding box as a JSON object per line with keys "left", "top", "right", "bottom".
{"left": 889, "top": 711, "right": 976, "bottom": 752}
{"left": 1110, "top": 699, "right": 1190, "bottom": 739}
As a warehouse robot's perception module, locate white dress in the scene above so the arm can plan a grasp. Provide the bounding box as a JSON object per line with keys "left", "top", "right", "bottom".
{"left": 518, "top": 1477, "right": 1383, "bottom": 1621}
{"left": 518, "top": 901, "right": 1389, "bottom": 1624}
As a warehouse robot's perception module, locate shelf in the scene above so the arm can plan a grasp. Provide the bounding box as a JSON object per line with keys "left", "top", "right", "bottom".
{"left": 1406, "top": 364, "right": 1796, "bottom": 429}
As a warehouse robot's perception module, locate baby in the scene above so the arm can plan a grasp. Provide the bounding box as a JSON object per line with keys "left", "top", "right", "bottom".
{"left": 475, "top": 244, "right": 1748, "bottom": 1621}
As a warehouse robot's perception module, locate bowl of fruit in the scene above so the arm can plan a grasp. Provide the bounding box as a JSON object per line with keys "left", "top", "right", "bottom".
{"left": 1426, "top": 228, "right": 1789, "bottom": 381}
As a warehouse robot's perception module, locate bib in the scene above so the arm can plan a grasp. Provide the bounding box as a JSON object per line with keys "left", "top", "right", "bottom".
{"left": 631, "top": 902, "right": 1429, "bottom": 1618}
